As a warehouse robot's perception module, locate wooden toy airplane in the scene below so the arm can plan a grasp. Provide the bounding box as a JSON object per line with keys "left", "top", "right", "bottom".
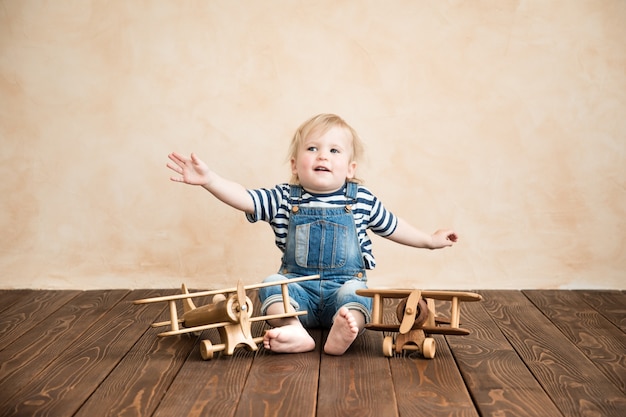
{"left": 356, "top": 288, "right": 482, "bottom": 358}
{"left": 134, "top": 275, "right": 319, "bottom": 360}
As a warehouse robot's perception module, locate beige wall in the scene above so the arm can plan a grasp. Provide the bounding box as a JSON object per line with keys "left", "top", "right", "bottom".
{"left": 1, "top": 1, "right": 624, "bottom": 290}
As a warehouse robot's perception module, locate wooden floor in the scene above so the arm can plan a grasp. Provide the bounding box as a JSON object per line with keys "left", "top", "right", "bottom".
{"left": 0, "top": 289, "right": 624, "bottom": 417}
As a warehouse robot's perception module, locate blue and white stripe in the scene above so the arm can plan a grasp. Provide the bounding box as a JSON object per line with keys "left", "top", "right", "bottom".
{"left": 246, "top": 183, "right": 398, "bottom": 269}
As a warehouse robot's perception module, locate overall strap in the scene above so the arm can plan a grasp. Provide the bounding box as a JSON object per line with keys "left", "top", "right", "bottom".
{"left": 345, "top": 181, "right": 358, "bottom": 200}
{"left": 289, "top": 184, "right": 302, "bottom": 213}
{"left": 345, "top": 181, "right": 358, "bottom": 212}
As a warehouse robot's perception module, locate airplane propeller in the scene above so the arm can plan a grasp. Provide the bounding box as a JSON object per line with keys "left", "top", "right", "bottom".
{"left": 399, "top": 290, "right": 421, "bottom": 334}
{"left": 236, "top": 280, "right": 251, "bottom": 339}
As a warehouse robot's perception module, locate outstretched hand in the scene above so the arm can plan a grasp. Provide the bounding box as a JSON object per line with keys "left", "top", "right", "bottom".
{"left": 431, "top": 229, "right": 458, "bottom": 248}
{"left": 167, "top": 152, "right": 211, "bottom": 186}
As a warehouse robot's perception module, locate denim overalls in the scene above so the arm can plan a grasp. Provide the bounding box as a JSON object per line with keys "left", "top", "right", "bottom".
{"left": 259, "top": 182, "right": 372, "bottom": 328}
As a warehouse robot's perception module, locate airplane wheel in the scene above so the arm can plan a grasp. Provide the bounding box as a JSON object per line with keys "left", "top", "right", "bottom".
{"left": 382, "top": 336, "right": 394, "bottom": 357}
{"left": 200, "top": 340, "right": 214, "bottom": 360}
{"left": 422, "top": 337, "right": 436, "bottom": 359}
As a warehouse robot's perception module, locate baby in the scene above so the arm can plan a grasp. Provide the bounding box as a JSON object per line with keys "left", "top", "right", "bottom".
{"left": 167, "top": 113, "right": 457, "bottom": 355}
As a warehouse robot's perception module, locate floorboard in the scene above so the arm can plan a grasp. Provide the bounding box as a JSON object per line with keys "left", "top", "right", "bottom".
{"left": 0, "top": 288, "right": 624, "bottom": 417}
{"left": 151, "top": 291, "right": 257, "bottom": 417}
{"left": 74, "top": 305, "right": 199, "bottom": 417}
{"left": 524, "top": 290, "right": 626, "bottom": 394}
{"left": 447, "top": 293, "right": 564, "bottom": 417}
{"left": 0, "top": 290, "right": 81, "bottom": 351}
{"left": 0, "top": 290, "right": 36, "bottom": 316}
{"left": 0, "top": 290, "right": 168, "bottom": 417}
{"left": 318, "top": 330, "right": 396, "bottom": 417}
{"left": 391, "top": 335, "right": 479, "bottom": 417}
{"left": 237, "top": 329, "right": 322, "bottom": 417}
{"left": 577, "top": 290, "right": 626, "bottom": 332}
{"left": 152, "top": 328, "right": 256, "bottom": 417}
{"left": 0, "top": 290, "right": 130, "bottom": 408}
{"left": 483, "top": 290, "right": 626, "bottom": 417}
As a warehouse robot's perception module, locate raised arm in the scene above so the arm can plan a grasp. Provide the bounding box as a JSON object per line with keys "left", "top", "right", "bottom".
{"left": 167, "top": 152, "right": 255, "bottom": 214}
{"left": 386, "top": 217, "right": 457, "bottom": 249}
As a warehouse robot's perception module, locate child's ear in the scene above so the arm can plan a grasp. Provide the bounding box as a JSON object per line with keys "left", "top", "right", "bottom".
{"left": 290, "top": 157, "right": 298, "bottom": 175}
{"left": 346, "top": 161, "right": 357, "bottom": 180}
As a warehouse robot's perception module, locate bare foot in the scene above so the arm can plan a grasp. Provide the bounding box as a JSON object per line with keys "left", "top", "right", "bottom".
{"left": 324, "top": 307, "right": 360, "bottom": 355}
{"left": 263, "top": 324, "right": 315, "bottom": 353}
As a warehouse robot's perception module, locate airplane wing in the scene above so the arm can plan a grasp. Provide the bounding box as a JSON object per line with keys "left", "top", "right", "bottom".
{"left": 356, "top": 288, "right": 482, "bottom": 302}
{"left": 134, "top": 274, "right": 320, "bottom": 305}
{"left": 153, "top": 311, "right": 310, "bottom": 337}
{"left": 365, "top": 323, "right": 470, "bottom": 336}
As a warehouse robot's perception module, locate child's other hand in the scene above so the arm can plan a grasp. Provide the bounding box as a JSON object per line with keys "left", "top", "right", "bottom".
{"left": 431, "top": 229, "right": 458, "bottom": 248}
{"left": 167, "top": 152, "right": 211, "bottom": 186}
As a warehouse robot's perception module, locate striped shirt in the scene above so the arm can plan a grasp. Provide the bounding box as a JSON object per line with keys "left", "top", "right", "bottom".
{"left": 246, "top": 183, "right": 398, "bottom": 269}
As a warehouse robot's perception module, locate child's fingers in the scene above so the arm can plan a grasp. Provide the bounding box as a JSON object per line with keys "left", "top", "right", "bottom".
{"left": 168, "top": 152, "right": 192, "bottom": 166}
{"left": 166, "top": 162, "right": 180, "bottom": 172}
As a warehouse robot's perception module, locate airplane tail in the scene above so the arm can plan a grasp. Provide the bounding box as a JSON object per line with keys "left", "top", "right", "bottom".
{"left": 181, "top": 283, "right": 197, "bottom": 313}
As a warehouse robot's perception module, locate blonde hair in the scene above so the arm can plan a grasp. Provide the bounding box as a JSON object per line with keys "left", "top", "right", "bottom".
{"left": 288, "top": 113, "right": 364, "bottom": 184}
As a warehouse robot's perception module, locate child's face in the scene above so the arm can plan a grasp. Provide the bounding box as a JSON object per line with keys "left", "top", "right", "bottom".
{"left": 291, "top": 126, "right": 357, "bottom": 194}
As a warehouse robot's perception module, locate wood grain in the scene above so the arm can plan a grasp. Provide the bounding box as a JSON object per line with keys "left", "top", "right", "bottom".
{"left": 0, "top": 290, "right": 80, "bottom": 351}
{"left": 236, "top": 290, "right": 321, "bottom": 417}
{"left": 0, "top": 290, "right": 129, "bottom": 406}
{"left": 74, "top": 293, "right": 206, "bottom": 417}
{"left": 482, "top": 290, "right": 626, "bottom": 417}
{"left": 317, "top": 329, "right": 397, "bottom": 417}
{"left": 576, "top": 290, "right": 626, "bottom": 333}
{"left": 391, "top": 335, "right": 479, "bottom": 417}
{"left": 377, "top": 297, "right": 478, "bottom": 417}
{"left": 524, "top": 290, "right": 626, "bottom": 394}
{"left": 153, "top": 333, "right": 257, "bottom": 417}
{"left": 153, "top": 290, "right": 270, "bottom": 417}
{"left": 0, "top": 290, "right": 36, "bottom": 316}
{"left": 236, "top": 330, "right": 322, "bottom": 417}
{"left": 1, "top": 290, "right": 170, "bottom": 417}
{"left": 1, "top": 289, "right": 624, "bottom": 416}
{"left": 447, "top": 293, "right": 564, "bottom": 417}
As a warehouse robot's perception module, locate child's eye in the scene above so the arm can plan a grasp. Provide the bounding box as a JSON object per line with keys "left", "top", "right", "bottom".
{"left": 307, "top": 146, "right": 317, "bottom": 152}
{"left": 330, "top": 148, "right": 340, "bottom": 154}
